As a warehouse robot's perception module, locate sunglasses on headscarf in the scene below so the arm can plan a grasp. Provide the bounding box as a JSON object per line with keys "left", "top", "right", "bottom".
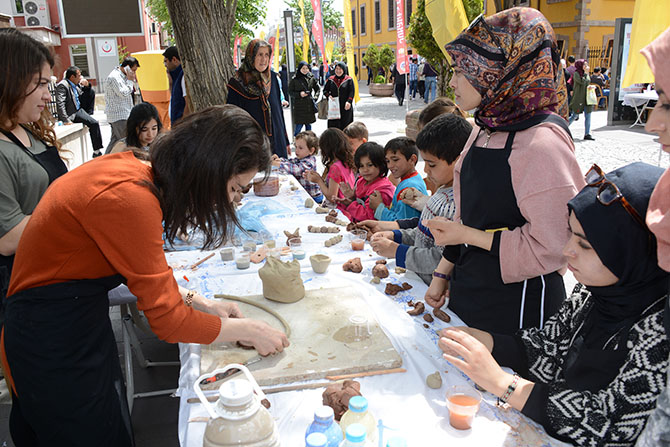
{"left": 466, "top": 14, "right": 508, "bottom": 67}
{"left": 585, "top": 164, "right": 652, "bottom": 237}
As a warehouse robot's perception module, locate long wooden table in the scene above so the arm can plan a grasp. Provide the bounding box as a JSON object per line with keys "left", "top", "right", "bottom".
{"left": 167, "top": 174, "right": 570, "bottom": 447}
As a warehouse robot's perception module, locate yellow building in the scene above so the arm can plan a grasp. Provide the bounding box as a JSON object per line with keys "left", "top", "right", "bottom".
{"left": 483, "top": 0, "right": 635, "bottom": 69}
{"left": 351, "top": 0, "right": 635, "bottom": 78}
{"left": 350, "top": 0, "right": 417, "bottom": 80}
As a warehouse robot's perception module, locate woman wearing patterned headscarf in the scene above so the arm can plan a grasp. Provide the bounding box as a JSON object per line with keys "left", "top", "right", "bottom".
{"left": 424, "top": 8, "right": 585, "bottom": 335}
{"left": 323, "top": 61, "right": 355, "bottom": 130}
{"left": 438, "top": 162, "right": 668, "bottom": 447}
{"left": 568, "top": 59, "right": 595, "bottom": 140}
{"left": 227, "top": 39, "right": 290, "bottom": 158}
{"left": 636, "top": 26, "right": 670, "bottom": 447}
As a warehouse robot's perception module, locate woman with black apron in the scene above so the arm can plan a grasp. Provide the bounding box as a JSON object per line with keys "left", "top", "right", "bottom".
{"left": 437, "top": 162, "right": 669, "bottom": 446}
{"left": 2, "top": 106, "right": 289, "bottom": 447}
{"left": 0, "top": 29, "right": 68, "bottom": 304}
{"left": 424, "top": 8, "right": 585, "bottom": 334}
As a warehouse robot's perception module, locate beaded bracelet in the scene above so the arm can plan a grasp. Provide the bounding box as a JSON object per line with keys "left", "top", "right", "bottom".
{"left": 185, "top": 291, "right": 195, "bottom": 307}
{"left": 498, "top": 374, "right": 520, "bottom": 405}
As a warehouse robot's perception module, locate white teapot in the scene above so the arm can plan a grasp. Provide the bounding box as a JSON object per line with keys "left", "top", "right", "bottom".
{"left": 194, "top": 364, "right": 280, "bottom": 447}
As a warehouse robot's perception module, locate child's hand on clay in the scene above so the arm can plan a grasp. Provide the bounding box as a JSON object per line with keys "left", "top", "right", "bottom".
{"left": 304, "top": 170, "right": 320, "bottom": 183}
{"left": 369, "top": 237, "right": 398, "bottom": 258}
{"left": 368, "top": 190, "right": 383, "bottom": 210}
{"left": 339, "top": 181, "right": 355, "bottom": 201}
{"left": 333, "top": 196, "right": 353, "bottom": 207}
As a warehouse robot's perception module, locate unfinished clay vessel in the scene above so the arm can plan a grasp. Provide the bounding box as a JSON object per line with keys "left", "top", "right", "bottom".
{"left": 310, "top": 254, "right": 332, "bottom": 274}
{"left": 371, "top": 264, "right": 389, "bottom": 279}
{"left": 342, "top": 257, "right": 363, "bottom": 273}
{"left": 253, "top": 176, "right": 279, "bottom": 197}
{"left": 258, "top": 256, "right": 305, "bottom": 303}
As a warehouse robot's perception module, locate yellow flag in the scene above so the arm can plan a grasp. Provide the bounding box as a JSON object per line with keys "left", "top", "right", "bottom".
{"left": 273, "top": 27, "right": 281, "bottom": 72}
{"left": 260, "top": 30, "right": 266, "bottom": 40}
{"left": 325, "top": 41, "right": 334, "bottom": 66}
{"left": 299, "top": 0, "right": 310, "bottom": 62}
{"left": 622, "top": 0, "right": 670, "bottom": 87}
{"left": 342, "top": 0, "right": 360, "bottom": 102}
{"left": 425, "top": 0, "right": 469, "bottom": 59}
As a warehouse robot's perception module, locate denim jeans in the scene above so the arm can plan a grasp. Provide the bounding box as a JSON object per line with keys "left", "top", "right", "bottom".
{"left": 568, "top": 110, "right": 592, "bottom": 136}
{"left": 409, "top": 80, "right": 418, "bottom": 98}
{"left": 424, "top": 76, "right": 437, "bottom": 103}
{"left": 294, "top": 123, "right": 312, "bottom": 136}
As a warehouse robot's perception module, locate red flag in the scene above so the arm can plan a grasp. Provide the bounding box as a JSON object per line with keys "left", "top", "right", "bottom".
{"left": 395, "top": 0, "right": 408, "bottom": 74}
{"left": 268, "top": 35, "right": 276, "bottom": 69}
{"left": 310, "top": 0, "right": 327, "bottom": 65}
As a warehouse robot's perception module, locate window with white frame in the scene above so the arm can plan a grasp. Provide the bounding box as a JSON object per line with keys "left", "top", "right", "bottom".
{"left": 360, "top": 5, "right": 366, "bottom": 35}
{"left": 374, "top": 0, "right": 381, "bottom": 32}
{"left": 405, "top": 0, "right": 412, "bottom": 25}
{"left": 387, "top": 0, "right": 394, "bottom": 30}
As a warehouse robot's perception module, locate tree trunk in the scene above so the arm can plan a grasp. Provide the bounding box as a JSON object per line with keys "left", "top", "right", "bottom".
{"left": 164, "top": 0, "right": 237, "bottom": 111}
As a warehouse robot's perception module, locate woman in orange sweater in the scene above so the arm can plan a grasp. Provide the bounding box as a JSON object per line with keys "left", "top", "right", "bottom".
{"left": 3, "top": 105, "right": 289, "bottom": 446}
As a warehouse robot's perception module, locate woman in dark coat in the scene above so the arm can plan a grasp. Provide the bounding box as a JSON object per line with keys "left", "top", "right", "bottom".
{"left": 323, "top": 61, "right": 355, "bottom": 130}
{"left": 289, "top": 61, "right": 320, "bottom": 136}
{"left": 568, "top": 59, "right": 594, "bottom": 141}
{"left": 227, "top": 39, "right": 290, "bottom": 158}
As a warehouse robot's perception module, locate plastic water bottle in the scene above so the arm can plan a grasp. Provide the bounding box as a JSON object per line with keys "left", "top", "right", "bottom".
{"left": 339, "top": 396, "right": 376, "bottom": 443}
{"left": 340, "top": 423, "right": 367, "bottom": 447}
{"left": 306, "top": 432, "right": 328, "bottom": 447}
{"left": 305, "top": 406, "right": 343, "bottom": 447}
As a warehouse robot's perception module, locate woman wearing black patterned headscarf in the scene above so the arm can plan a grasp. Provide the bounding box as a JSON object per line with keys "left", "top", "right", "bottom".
{"left": 227, "top": 39, "right": 290, "bottom": 158}
{"left": 439, "top": 162, "right": 669, "bottom": 447}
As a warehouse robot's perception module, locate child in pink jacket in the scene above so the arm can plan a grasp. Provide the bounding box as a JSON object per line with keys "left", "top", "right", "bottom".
{"left": 337, "top": 142, "right": 395, "bottom": 222}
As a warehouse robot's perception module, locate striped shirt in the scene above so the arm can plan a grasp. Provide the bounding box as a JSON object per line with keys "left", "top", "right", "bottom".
{"left": 105, "top": 67, "right": 135, "bottom": 123}
{"left": 409, "top": 62, "right": 418, "bottom": 81}
{"left": 277, "top": 155, "right": 322, "bottom": 198}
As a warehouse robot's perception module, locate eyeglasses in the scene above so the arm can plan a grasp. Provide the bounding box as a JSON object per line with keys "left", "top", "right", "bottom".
{"left": 585, "top": 164, "right": 651, "bottom": 235}
{"left": 466, "top": 13, "right": 508, "bottom": 66}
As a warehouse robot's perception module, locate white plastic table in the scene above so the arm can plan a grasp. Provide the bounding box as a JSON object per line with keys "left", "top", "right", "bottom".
{"left": 623, "top": 90, "right": 659, "bottom": 127}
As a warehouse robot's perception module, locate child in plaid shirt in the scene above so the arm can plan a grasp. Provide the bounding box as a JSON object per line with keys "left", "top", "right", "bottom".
{"left": 272, "top": 131, "right": 323, "bottom": 202}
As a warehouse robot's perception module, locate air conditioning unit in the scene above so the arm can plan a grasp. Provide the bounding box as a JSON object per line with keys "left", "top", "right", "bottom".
{"left": 24, "top": 0, "right": 51, "bottom": 28}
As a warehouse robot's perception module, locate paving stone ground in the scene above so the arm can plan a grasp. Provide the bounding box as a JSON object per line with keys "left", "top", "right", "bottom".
{"left": 0, "top": 81, "right": 664, "bottom": 446}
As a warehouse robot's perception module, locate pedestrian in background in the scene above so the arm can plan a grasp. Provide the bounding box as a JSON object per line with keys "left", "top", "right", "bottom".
{"left": 323, "top": 61, "right": 355, "bottom": 130}
{"left": 422, "top": 60, "right": 438, "bottom": 104}
{"left": 408, "top": 57, "right": 418, "bottom": 99}
{"left": 104, "top": 56, "right": 140, "bottom": 154}
{"left": 568, "top": 59, "right": 594, "bottom": 140}
{"left": 390, "top": 62, "right": 406, "bottom": 106}
{"left": 289, "top": 61, "right": 320, "bottom": 136}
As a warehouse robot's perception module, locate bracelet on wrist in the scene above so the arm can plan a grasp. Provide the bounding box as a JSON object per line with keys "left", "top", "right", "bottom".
{"left": 498, "top": 373, "right": 520, "bottom": 405}
{"left": 185, "top": 291, "right": 195, "bottom": 307}
{"left": 432, "top": 271, "right": 449, "bottom": 280}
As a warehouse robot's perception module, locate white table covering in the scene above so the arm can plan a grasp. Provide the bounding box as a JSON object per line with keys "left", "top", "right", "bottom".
{"left": 166, "top": 175, "right": 570, "bottom": 447}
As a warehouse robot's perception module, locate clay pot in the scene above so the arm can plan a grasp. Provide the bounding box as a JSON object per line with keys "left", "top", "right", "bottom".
{"left": 310, "top": 254, "right": 331, "bottom": 274}
{"left": 369, "top": 83, "right": 394, "bottom": 97}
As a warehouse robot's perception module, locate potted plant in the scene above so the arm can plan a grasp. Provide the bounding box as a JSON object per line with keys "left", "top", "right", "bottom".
{"left": 364, "top": 44, "right": 394, "bottom": 97}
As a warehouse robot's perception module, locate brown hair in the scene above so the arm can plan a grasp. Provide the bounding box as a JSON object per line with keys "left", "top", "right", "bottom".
{"left": 0, "top": 28, "right": 61, "bottom": 151}
{"left": 295, "top": 130, "right": 319, "bottom": 155}
{"left": 417, "top": 97, "right": 467, "bottom": 130}
{"left": 343, "top": 121, "right": 368, "bottom": 140}
{"left": 150, "top": 105, "right": 271, "bottom": 249}
{"left": 318, "top": 128, "right": 355, "bottom": 180}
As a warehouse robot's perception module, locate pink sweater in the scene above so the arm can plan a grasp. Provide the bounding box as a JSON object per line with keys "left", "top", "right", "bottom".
{"left": 344, "top": 176, "right": 395, "bottom": 222}
{"left": 453, "top": 122, "right": 586, "bottom": 283}
{"left": 647, "top": 167, "right": 670, "bottom": 272}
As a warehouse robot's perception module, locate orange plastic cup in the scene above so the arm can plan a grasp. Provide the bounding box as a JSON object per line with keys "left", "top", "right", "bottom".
{"left": 446, "top": 385, "right": 481, "bottom": 430}
{"left": 349, "top": 230, "right": 367, "bottom": 250}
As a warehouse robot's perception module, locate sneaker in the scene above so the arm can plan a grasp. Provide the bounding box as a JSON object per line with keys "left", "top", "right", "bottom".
{"left": 584, "top": 134, "right": 595, "bottom": 141}
{"left": 92, "top": 150, "right": 102, "bottom": 158}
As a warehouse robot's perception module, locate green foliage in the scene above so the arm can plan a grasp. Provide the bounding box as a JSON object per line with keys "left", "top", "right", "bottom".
{"left": 463, "top": 0, "right": 483, "bottom": 22}
{"left": 362, "top": 44, "right": 379, "bottom": 78}
{"left": 146, "top": 0, "right": 267, "bottom": 41}
{"left": 374, "top": 75, "right": 386, "bottom": 84}
{"left": 117, "top": 45, "right": 130, "bottom": 64}
{"left": 378, "top": 44, "right": 395, "bottom": 82}
{"left": 285, "top": 0, "right": 343, "bottom": 62}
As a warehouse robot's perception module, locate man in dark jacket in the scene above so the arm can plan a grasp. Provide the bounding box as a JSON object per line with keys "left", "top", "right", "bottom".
{"left": 55, "top": 66, "right": 103, "bottom": 158}
{"left": 390, "top": 63, "right": 406, "bottom": 106}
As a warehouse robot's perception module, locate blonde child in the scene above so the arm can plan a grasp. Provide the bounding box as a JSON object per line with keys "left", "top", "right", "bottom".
{"left": 272, "top": 131, "right": 323, "bottom": 202}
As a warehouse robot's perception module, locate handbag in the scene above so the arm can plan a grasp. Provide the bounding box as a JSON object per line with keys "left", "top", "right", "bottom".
{"left": 327, "top": 96, "right": 341, "bottom": 120}
{"left": 586, "top": 85, "right": 598, "bottom": 106}
{"left": 317, "top": 93, "right": 329, "bottom": 120}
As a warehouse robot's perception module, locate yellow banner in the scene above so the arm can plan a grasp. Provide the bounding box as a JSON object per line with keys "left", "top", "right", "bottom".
{"left": 299, "top": 0, "right": 310, "bottom": 62}
{"left": 273, "top": 27, "right": 280, "bottom": 72}
{"left": 622, "top": 0, "right": 669, "bottom": 87}
{"left": 342, "top": 0, "right": 360, "bottom": 102}
{"left": 260, "top": 30, "right": 266, "bottom": 40}
{"left": 325, "top": 41, "right": 334, "bottom": 66}
{"left": 425, "top": 0, "right": 468, "bottom": 60}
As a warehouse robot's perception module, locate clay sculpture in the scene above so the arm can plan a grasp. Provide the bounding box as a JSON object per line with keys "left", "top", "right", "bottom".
{"left": 290, "top": 185, "right": 299, "bottom": 191}
{"left": 308, "top": 225, "right": 340, "bottom": 233}
{"left": 309, "top": 254, "right": 331, "bottom": 273}
{"left": 375, "top": 259, "right": 387, "bottom": 265}
{"left": 433, "top": 308, "right": 451, "bottom": 323}
{"left": 407, "top": 301, "right": 425, "bottom": 316}
{"left": 402, "top": 282, "right": 413, "bottom": 290}
{"left": 395, "top": 267, "right": 407, "bottom": 274}
{"left": 346, "top": 222, "right": 375, "bottom": 240}
{"left": 324, "top": 235, "right": 343, "bottom": 247}
{"left": 384, "top": 283, "right": 403, "bottom": 296}
{"left": 372, "top": 264, "right": 389, "bottom": 279}
{"left": 253, "top": 176, "right": 279, "bottom": 196}
{"left": 250, "top": 247, "right": 268, "bottom": 263}
{"left": 323, "top": 380, "right": 362, "bottom": 421}
{"left": 328, "top": 210, "right": 338, "bottom": 217}
{"left": 283, "top": 228, "right": 300, "bottom": 246}
{"left": 315, "top": 206, "right": 330, "bottom": 214}
{"left": 423, "top": 314, "right": 434, "bottom": 323}
{"left": 305, "top": 198, "right": 314, "bottom": 208}
{"left": 342, "top": 257, "right": 363, "bottom": 273}
{"left": 426, "top": 371, "right": 442, "bottom": 389}
{"left": 258, "top": 256, "right": 305, "bottom": 303}
{"left": 325, "top": 215, "right": 348, "bottom": 226}
{"left": 370, "top": 277, "right": 381, "bottom": 284}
